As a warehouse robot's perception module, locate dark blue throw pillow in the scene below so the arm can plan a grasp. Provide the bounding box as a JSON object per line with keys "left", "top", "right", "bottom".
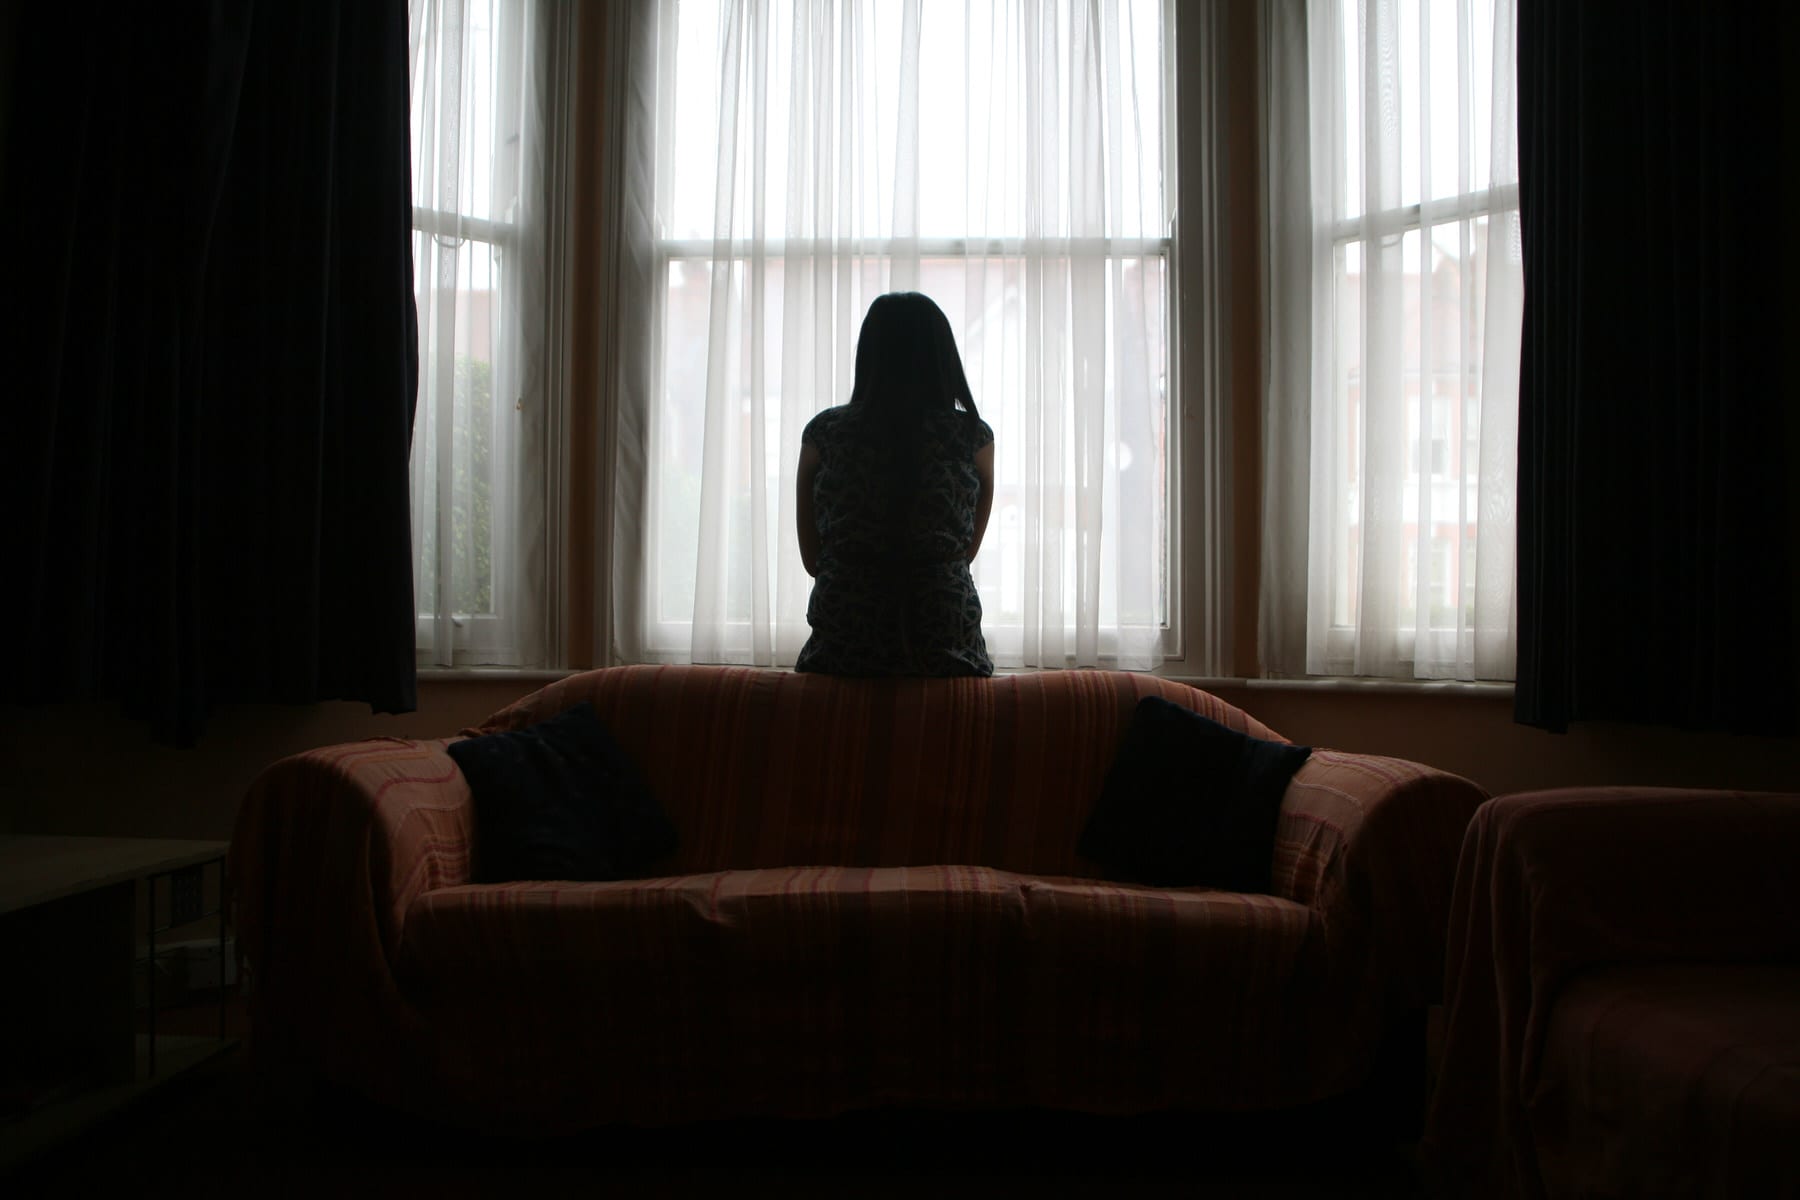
{"left": 1078, "top": 696, "right": 1312, "bottom": 891}
{"left": 445, "top": 702, "right": 678, "bottom": 883}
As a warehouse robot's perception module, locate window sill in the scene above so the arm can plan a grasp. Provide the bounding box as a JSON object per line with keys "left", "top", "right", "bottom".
{"left": 416, "top": 665, "right": 1514, "bottom": 698}
{"left": 1168, "top": 674, "right": 1514, "bottom": 698}
{"left": 415, "top": 668, "right": 576, "bottom": 683}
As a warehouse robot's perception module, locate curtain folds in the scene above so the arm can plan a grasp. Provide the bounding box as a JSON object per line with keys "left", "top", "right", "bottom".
{"left": 4, "top": 1, "right": 419, "bottom": 744}
{"left": 1263, "top": 0, "right": 1521, "bottom": 682}
{"left": 608, "top": 0, "right": 1171, "bottom": 671}
{"left": 1513, "top": 0, "right": 1795, "bottom": 735}
{"left": 1258, "top": 0, "right": 1314, "bottom": 678}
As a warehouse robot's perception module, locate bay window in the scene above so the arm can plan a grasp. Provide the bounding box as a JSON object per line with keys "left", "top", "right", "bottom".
{"left": 403, "top": 0, "right": 1520, "bottom": 683}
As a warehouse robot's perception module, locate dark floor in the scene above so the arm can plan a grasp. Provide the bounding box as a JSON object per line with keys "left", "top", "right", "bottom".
{"left": 6, "top": 998, "right": 1428, "bottom": 1198}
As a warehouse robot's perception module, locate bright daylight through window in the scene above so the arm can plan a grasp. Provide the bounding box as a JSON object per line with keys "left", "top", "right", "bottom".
{"left": 642, "top": 0, "right": 1172, "bottom": 669}
{"left": 401, "top": 0, "right": 1516, "bottom": 681}
{"left": 408, "top": 0, "right": 535, "bottom": 667}
{"left": 1306, "top": 0, "right": 1520, "bottom": 680}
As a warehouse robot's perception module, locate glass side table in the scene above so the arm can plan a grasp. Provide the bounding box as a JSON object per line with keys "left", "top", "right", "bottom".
{"left": 0, "top": 836, "right": 237, "bottom": 1170}
{"left": 143, "top": 852, "right": 230, "bottom": 1077}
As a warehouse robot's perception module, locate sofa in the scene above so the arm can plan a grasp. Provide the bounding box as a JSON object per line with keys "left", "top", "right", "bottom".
{"left": 230, "top": 665, "right": 1488, "bottom": 1133}
{"left": 1422, "top": 788, "right": 1800, "bottom": 1198}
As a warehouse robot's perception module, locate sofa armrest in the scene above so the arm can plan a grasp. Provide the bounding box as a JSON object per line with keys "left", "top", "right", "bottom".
{"left": 1453, "top": 788, "right": 1800, "bottom": 977}
{"left": 1273, "top": 750, "right": 1490, "bottom": 1009}
{"left": 228, "top": 737, "right": 473, "bottom": 1082}
{"left": 1422, "top": 787, "right": 1800, "bottom": 1197}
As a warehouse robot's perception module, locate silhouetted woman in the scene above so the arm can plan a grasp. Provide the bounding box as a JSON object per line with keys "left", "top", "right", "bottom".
{"left": 795, "top": 292, "right": 994, "bottom": 676}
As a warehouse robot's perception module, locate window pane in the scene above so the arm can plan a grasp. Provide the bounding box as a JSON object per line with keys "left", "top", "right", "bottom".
{"left": 411, "top": 0, "right": 505, "bottom": 224}
{"left": 1337, "top": 0, "right": 1502, "bottom": 222}
{"left": 412, "top": 232, "right": 502, "bottom": 620}
{"left": 1334, "top": 217, "right": 1497, "bottom": 634}
{"left": 666, "top": 0, "right": 1166, "bottom": 242}
{"left": 653, "top": 251, "right": 1170, "bottom": 637}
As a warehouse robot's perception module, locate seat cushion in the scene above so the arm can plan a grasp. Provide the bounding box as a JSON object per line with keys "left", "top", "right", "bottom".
{"left": 394, "top": 867, "right": 1328, "bottom": 1128}
{"left": 1531, "top": 963, "right": 1800, "bottom": 1200}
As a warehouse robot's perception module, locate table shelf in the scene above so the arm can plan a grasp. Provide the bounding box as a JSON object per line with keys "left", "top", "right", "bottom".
{"left": 0, "top": 836, "right": 233, "bottom": 1171}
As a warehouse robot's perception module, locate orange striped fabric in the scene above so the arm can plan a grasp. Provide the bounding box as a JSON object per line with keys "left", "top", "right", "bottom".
{"left": 230, "top": 666, "right": 1489, "bottom": 1129}
{"left": 395, "top": 869, "right": 1327, "bottom": 1128}
{"left": 1276, "top": 748, "right": 1501, "bottom": 1010}
{"left": 463, "top": 666, "right": 1286, "bottom": 878}
{"left": 229, "top": 736, "right": 472, "bottom": 1088}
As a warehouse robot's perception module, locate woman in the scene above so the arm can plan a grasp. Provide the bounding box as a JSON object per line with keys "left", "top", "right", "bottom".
{"left": 795, "top": 292, "right": 994, "bottom": 676}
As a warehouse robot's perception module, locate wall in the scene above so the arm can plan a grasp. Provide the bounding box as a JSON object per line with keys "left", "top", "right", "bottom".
{"left": 1210, "top": 685, "right": 1798, "bottom": 800}
{"left": 4, "top": 678, "right": 1794, "bottom": 842}
{"left": 0, "top": 680, "right": 539, "bottom": 841}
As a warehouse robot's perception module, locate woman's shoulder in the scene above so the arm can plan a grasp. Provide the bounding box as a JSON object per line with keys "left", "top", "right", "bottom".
{"left": 935, "top": 408, "right": 992, "bottom": 451}
{"left": 801, "top": 404, "right": 851, "bottom": 444}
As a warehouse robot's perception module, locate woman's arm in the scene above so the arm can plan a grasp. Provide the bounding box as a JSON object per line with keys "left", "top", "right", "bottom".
{"left": 969, "top": 440, "right": 995, "bottom": 562}
{"left": 796, "top": 441, "right": 822, "bottom": 577}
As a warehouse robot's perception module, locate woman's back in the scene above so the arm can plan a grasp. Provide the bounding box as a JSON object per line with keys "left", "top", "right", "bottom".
{"left": 797, "top": 402, "right": 993, "bottom": 677}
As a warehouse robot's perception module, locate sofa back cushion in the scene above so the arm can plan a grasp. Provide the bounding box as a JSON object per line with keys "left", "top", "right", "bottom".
{"left": 467, "top": 667, "right": 1289, "bottom": 879}
{"left": 447, "top": 701, "right": 679, "bottom": 883}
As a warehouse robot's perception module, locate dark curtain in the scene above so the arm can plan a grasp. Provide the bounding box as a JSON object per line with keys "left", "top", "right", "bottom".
{"left": 1514, "top": 0, "right": 1796, "bottom": 735}
{"left": 2, "top": 1, "right": 418, "bottom": 744}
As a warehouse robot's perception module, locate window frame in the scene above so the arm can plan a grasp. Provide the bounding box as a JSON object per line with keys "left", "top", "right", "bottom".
{"left": 407, "top": 0, "right": 537, "bottom": 670}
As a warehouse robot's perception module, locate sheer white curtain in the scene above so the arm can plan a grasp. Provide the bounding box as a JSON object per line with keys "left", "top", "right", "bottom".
{"left": 611, "top": 0, "right": 1170, "bottom": 670}
{"left": 1264, "top": 0, "right": 1520, "bottom": 680}
{"left": 407, "top": 0, "right": 566, "bottom": 667}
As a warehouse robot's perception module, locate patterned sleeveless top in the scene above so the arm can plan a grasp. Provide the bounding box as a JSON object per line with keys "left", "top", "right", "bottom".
{"left": 795, "top": 403, "right": 993, "bottom": 677}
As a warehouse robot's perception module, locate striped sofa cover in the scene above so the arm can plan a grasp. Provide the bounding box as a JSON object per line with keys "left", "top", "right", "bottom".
{"left": 230, "top": 665, "right": 1488, "bottom": 1132}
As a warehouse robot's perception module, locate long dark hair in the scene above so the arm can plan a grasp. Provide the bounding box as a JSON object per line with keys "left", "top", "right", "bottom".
{"left": 847, "top": 292, "right": 979, "bottom": 558}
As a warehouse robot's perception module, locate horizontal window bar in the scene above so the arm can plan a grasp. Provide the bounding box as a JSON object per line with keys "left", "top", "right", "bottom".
{"left": 1329, "top": 183, "right": 1520, "bottom": 244}
{"left": 657, "top": 235, "right": 1172, "bottom": 260}
{"left": 412, "top": 206, "right": 513, "bottom": 246}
